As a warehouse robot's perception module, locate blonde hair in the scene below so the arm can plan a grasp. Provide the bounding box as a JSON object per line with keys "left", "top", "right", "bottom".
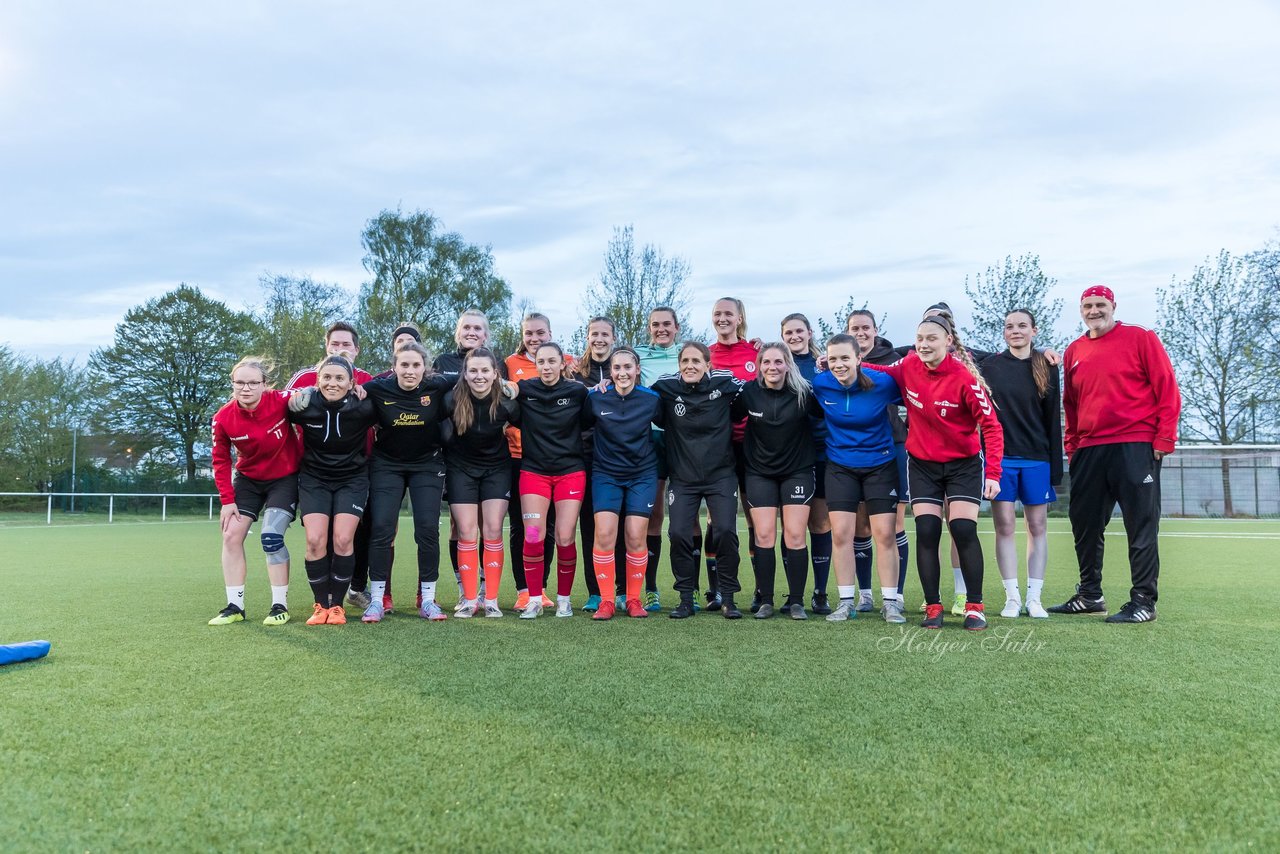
{"left": 453, "top": 309, "right": 490, "bottom": 349}
{"left": 230, "top": 356, "right": 275, "bottom": 386}
{"left": 714, "top": 297, "right": 747, "bottom": 340}
{"left": 780, "top": 313, "right": 822, "bottom": 360}
{"left": 578, "top": 316, "right": 617, "bottom": 380}
{"left": 757, "top": 343, "right": 811, "bottom": 407}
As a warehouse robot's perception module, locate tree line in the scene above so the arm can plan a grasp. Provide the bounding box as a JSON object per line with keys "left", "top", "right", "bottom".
{"left": 2, "top": 208, "right": 1277, "bottom": 497}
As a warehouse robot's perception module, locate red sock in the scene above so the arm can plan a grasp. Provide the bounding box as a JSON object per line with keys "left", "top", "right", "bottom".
{"left": 458, "top": 540, "right": 479, "bottom": 601}
{"left": 482, "top": 539, "right": 504, "bottom": 601}
{"left": 593, "top": 549, "right": 616, "bottom": 604}
{"left": 557, "top": 542, "right": 578, "bottom": 598}
{"left": 524, "top": 539, "right": 545, "bottom": 598}
{"left": 625, "top": 551, "right": 646, "bottom": 602}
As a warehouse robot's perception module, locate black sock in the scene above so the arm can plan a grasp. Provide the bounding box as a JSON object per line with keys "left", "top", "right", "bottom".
{"left": 646, "top": 534, "right": 662, "bottom": 591}
{"left": 948, "top": 518, "right": 983, "bottom": 604}
{"left": 753, "top": 545, "right": 775, "bottom": 604}
{"left": 330, "top": 553, "right": 355, "bottom": 608}
{"left": 915, "top": 515, "right": 943, "bottom": 605}
{"left": 811, "top": 531, "right": 832, "bottom": 592}
{"left": 896, "top": 531, "right": 909, "bottom": 594}
{"left": 783, "top": 546, "right": 809, "bottom": 606}
{"left": 449, "top": 539, "right": 459, "bottom": 577}
{"left": 304, "top": 557, "right": 330, "bottom": 606}
{"left": 854, "top": 536, "right": 873, "bottom": 592}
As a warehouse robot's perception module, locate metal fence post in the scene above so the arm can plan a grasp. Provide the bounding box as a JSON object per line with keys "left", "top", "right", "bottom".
{"left": 47, "top": 495, "right": 52, "bottom": 525}
{"left": 109, "top": 495, "right": 114, "bottom": 523}
{"left": 162, "top": 495, "right": 167, "bottom": 522}
{"left": 1179, "top": 463, "right": 1186, "bottom": 516}
{"left": 209, "top": 497, "right": 214, "bottom": 519}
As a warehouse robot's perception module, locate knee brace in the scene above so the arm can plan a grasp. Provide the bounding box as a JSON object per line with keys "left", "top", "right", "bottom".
{"left": 260, "top": 507, "right": 292, "bottom": 565}
{"left": 523, "top": 518, "right": 542, "bottom": 545}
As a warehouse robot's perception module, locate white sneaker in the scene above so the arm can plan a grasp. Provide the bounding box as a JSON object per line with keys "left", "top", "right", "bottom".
{"left": 826, "top": 601, "right": 856, "bottom": 622}
{"left": 519, "top": 600, "right": 543, "bottom": 620}
{"left": 1001, "top": 597, "right": 1022, "bottom": 618}
{"left": 1025, "top": 599, "right": 1048, "bottom": 619}
{"left": 455, "top": 600, "right": 478, "bottom": 619}
{"left": 483, "top": 601, "right": 503, "bottom": 618}
{"left": 555, "top": 597, "right": 573, "bottom": 618}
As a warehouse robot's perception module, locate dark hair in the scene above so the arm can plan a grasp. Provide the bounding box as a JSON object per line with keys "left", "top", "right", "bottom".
{"left": 535, "top": 341, "right": 564, "bottom": 360}
{"left": 611, "top": 346, "right": 640, "bottom": 369}
{"left": 392, "top": 341, "right": 431, "bottom": 368}
{"left": 679, "top": 340, "right": 712, "bottom": 365}
{"left": 390, "top": 322, "right": 421, "bottom": 344}
{"left": 316, "top": 353, "right": 354, "bottom": 379}
{"left": 326, "top": 321, "right": 359, "bottom": 348}
{"left": 452, "top": 348, "right": 503, "bottom": 434}
{"left": 649, "top": 306, "right": 680, "bottom": 326}
{"left": 846, "top": 309, "right": 877, "bottom": 330}
{"left": 824, "top": 334, "right": 873, "bottom": 391}
{"left": 1006, "top": 308, "right": 1050, "bottom": 398}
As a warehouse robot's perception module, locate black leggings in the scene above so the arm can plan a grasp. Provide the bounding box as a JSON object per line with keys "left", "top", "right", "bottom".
{"left": 915, "top": 514, "right": 984, "bottom": 605}
{"left": 668, "top": 476, "right": 740, "bottom": 599}
{"left": 368, "top": 461, "right": 445, "bottom": 584}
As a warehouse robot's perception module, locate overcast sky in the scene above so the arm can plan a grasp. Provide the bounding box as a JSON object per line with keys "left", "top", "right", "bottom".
{"left": 2, "top": 1, "right": 1278, "bottom": 363}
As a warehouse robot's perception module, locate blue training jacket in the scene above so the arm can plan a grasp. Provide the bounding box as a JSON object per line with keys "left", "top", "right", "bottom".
{"left": 583, "top": 385, "right": 661, "bottom": 478}
{"left": 812, "top": 368, "right": 901, "bottom": 469}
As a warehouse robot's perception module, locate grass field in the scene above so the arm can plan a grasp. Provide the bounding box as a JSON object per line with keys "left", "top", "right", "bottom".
{"left": 2, "top": 515, "right": 1278, "bottom": 852}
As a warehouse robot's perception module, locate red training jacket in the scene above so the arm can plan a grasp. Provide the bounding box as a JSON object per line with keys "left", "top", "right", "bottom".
{"left": 211, "top": 391, "right": 302, "bottom": 505}
{"left": 710, "top": 339, "right": 761, "bottom": 442}
{"left": 1062, "top": 322, "right": 1181, "bottom": 459}
{"left": 869, "top": 352, "right": 1004, "bottom": 481}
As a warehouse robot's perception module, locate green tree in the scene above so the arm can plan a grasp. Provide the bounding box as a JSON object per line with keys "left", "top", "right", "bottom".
{"left": 250, "top": 273, "right": 352, "bottom": 377}
{"left": 356, "top": 208, "right": 512, "bottom": 366}
{"left": 816, "top": 298, "right": 886, "bottom": 342}
{"left": 0, "top": 348, "right": 91, "bottom": 491}
{"left": 576, "top": 225, "right": 693, "bottom": 349}
{"left": 961, "top": 254, "right": 1067, "bottom": 353}
{"left": 89, "top": 284, "right": 256, "bottom": 482}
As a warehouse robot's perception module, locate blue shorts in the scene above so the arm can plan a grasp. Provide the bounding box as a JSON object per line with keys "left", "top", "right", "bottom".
{"left": 592, "top": 470, "right": 659, "bottom": 518}
{"left": 894, "top": 443, "right": 910, "bottom": 502}
{"left": 996, "top": 458, "right": 1057, "bottom": 506}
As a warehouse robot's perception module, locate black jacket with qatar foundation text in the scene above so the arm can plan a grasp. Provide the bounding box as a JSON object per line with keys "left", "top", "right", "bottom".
{"left": 517, "top": 378, "right": 590, "bottom": 476}
{"left": 651, "top": 370, "right": 745, "bottom": 485}
{"left": 361, "top": 374, "right": 454, "bottom": 470}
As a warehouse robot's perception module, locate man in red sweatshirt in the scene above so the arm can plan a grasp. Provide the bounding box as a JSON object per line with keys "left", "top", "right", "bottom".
{"left": 1050, "top": 286, "right": 1181, "bottom": 623}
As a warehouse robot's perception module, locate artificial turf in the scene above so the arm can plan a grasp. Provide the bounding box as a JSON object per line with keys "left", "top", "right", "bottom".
{"left": 1, "top": 516, "right": 1277, "bottom": 852}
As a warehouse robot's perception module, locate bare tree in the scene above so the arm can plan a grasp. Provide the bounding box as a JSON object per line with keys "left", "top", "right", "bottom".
{"left": 577, "top": 225, "right": 692, "bottom": 349}
{"left": 962, "top": 254, "right": 1068, "bottom": 353}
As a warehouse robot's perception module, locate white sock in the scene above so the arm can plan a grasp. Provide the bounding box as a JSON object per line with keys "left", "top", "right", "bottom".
{"left": 952, "top": 567, "right": 966, "bottom": 595}
{"left": 881, "top": 586, "right": 897, "bottom": 603}
{"left": 421, "top": 581, "right": 436, "bottom": 603}
{"left": 226, "top": 585, "right": 245, "bottom": 609}
{"left": 270, "top": 585, "right": 288, "bottom": 608}
{"left": 371, "top": 581, "right": 387, "bottom": 603}
{"left": 1003, "top": 578, "right": 1020, "bottom": 599}
{"left": 1027, "top": 578, "right": 1044, "bottom": 601}
{"left": 837, "top": 584, "right": 858, "bottom": 603}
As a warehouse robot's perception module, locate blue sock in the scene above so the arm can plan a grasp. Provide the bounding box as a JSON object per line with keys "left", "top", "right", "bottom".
{"left": 853, "top": 536, "right": 873, "bottom": 591}
{"left": 896, "top": 531, "right": 909, "bottom": 594}
{"left": 811, "top": 531, "right": 832, "bottom": 593}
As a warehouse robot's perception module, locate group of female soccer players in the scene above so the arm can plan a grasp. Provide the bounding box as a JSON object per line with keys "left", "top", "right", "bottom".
{"left": 210, "top": 296, "right": 1064, "bottom": 631}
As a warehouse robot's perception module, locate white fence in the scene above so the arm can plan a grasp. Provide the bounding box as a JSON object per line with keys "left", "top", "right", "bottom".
{"left": 0, "top": 492, "right": 219, "bottom": 525}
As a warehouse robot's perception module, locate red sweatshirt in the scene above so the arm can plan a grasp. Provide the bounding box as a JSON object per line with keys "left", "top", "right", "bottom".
{"left": 710, "top": 339, "right": 761, "bottom": 442}
{"left": 211, "top": 391, "right": 302, "bottom": 504}
{"left": 870, "top": 352, "right": 1004, "bottom": 481}
{"left": 1062, "top": 322, "right": 1181, "bottom": 459}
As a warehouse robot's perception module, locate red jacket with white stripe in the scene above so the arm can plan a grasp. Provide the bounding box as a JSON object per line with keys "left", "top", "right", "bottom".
{"left": 1062, "top": 322, "right": 1181, "bottom": 459}
{"left": 211, "top": 391, "right": 301, "bottom": 504}
{"left": 867, "top": 351, "right": 1004, "bottom": 481}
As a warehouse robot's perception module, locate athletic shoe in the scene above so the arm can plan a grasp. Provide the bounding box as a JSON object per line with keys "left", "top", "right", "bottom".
{"left": 691, "top": 590, "right": 703, "bottom": 612}
{"left": 1001, "top": 597, "right": 1022, "bottom": 618}
{"left": 455, "top": 601, "right": 477, "bottom": 619}
{"left": 208, "top": 604, "right": 245, "bottom": 626}
{"left": 722, "top": 598, "right": 743, "bottom": 619}
{"left": 262, "top": 604, "right": 290, "bottom": 626}
{"left": 810, "top": 592, "right": 832, "bottom": 615}
{"left": 625, "top": 599, "right": 648, "bottom": 618}
{"left": 453, "top": 597, "right": 467, "bottom": 613}
{"left": 483, "top": 602, "right": 504, "bottom": 618}
{"left": 1047, "top": 594, "right": 1107, "bottom": 615}
{"left": 669, "top": 599, "right": 696, "bottom": 619}
{"left": 705, "top": 590, "right": 723, "bottom": 612}
{"left": 326, "top": 605, "right": 347, "bottom": 625}
{"left": 788, "top": 603, "right": 808, "bottom": 621}
{"left": 881, "top": 599, "right": 906, "bottom": 624}
{"left": 416, "top": 592, "right": 423, "bottom": 611}
{"left": 519, "top": 600, "right": 543, "bottom": 619}
{"left": 749, "top": 590, "right": 762, "bottom": 613}
{"left": 921, "top": 603, "right": 944, "bottom": 629}
{"left": 1104, "top": 601, "right": 1157, "bottom": 624}
{"left": 555, "top": 599, "right": 573, "bottom": 618}
{"left": 361, "top": 600, "right": 385, "bottom": 623}
{"left": 345, "top": 588, "right": 372, "bottom": 610}
{"left": 583, "top": 594, "right": 602, "bottom": 612}
{"left": 419, "top": 601, "right": 447, "bottom": 621}
{"left": 951, "top": 593, "right": 966, "bottom": 616}
{"left": 1025, "top": 599, "right": 1049, "bottom": 619}
{"left": 856, "top": 595, "right": 875, "bottom": 613}
{"left": 305, "top": 603, "right": 329, "bottom": 625}
{"left": 593, "top": 600, "right": 616, "bottom": 621}
{"left": 643, "top": 590, "right": 661, "bottom": 612}
{"left": 382, "top": 594, "right": 394, "bottom": 614}
{"left": 615, "top": 595, "right": 626, "bottom": 610}
{"left": 825, "top": 602, "right": 856, "bottom": 622}
{"left": 513, "top": 591, "right": 530, "bottom": 610}
{"left": 754, "top": 603, "right": 774, "bottom": 620}
{"left": 540, "top": 594, "right": 554, "bottom": 608}
{"left": 963, "top": 603, "right": 987, "bottom": 631}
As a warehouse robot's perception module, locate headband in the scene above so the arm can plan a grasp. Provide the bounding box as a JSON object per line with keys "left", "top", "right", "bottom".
{"left": 920, "top": 315, "right": 954, "bottom": 335}
{"left": 1081, "top": 285, "right": 1115, "bottom": 305}
{"left": 319, "top": 354, "right": 354, "bottom": 377}
{"left": 391, "top": 325, "right": 421, "bottom": 343}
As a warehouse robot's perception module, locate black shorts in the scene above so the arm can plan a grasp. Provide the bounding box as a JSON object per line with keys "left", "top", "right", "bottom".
{"left": 825, "top": 459, "right": 899, "bottom": 515}
{"left": 231, "top": 473, "right": 298, "bottom": 521}
{"left": 298, "top": 471, "right": 370, "bottom": 518}
{"left": 813, "top": 459, "right": 827, "bottom": 500}
{"left": 733, "top": 441, "right": 749, "bottom": 508}
{"left": 907, "top": 454, "right": 984, "bottom": 506}
{"left": 446, "top": 463, "right": 511, "bottom": 505}
{"left": 745, "top": 470, "right": 816, "bottom": 509}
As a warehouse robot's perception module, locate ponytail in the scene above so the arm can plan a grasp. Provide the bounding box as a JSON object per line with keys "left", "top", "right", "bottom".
{"left": 948, "top": 326, "right": 994, "bottom": 399}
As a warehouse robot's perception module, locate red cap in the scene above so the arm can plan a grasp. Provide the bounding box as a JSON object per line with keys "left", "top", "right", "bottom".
{"left": 1081, "top": 285, "right": 1115, "bottom": 305}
